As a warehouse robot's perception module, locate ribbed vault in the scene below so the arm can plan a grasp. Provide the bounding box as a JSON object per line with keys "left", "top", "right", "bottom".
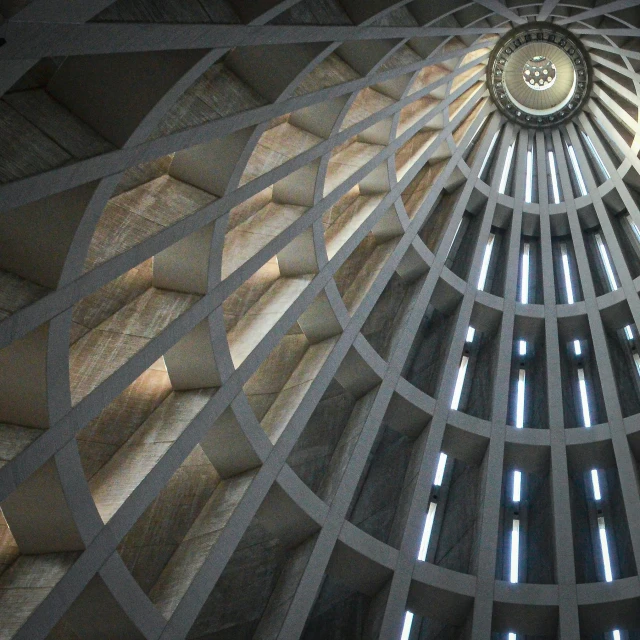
{"left": 1, "top": 1, "right": 640, "bottom": 639}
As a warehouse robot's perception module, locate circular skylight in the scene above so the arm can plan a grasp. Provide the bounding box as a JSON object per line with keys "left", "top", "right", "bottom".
{"left": 523, "top": 56, "right": 557, "bottom": 91}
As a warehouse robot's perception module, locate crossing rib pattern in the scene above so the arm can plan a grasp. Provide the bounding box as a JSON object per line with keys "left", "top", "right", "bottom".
{"left": 1, "top": 1, "right": 640, "bottom": 639}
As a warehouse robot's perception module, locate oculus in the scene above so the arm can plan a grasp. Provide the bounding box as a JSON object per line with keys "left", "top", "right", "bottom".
{"left": 523, "top": 55, "right": 557, "bottom": 91}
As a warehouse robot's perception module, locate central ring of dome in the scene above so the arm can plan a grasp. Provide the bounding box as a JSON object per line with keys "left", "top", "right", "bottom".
{"left": 487, "top": 22, "right": 592, "bottom": 128}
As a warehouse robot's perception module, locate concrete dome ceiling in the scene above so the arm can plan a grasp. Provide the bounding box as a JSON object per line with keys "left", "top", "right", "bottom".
{"left": 488, "top": 22, "right": 592, "bottom": 126}
{"left": 1, "top": 1, "right": 640, "bottom": 639}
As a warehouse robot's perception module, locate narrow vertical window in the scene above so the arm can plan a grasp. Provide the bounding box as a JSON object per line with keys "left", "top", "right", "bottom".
{"left": 595, "top": 232, "right": 618, "bottom": 291}
{"left": 560, "top": 243, "right": 575, "bottom": 304}
{"left": 624, "top": 324, "right": 640, "bottom": 376}
{"left": 510, "top": 518, "right": 520, "bottom": 583}
{"left": 417, "top": 502, "right": 437, "bottom": 561}
{"left": 508, "top": 634, "right": 517, "bottom": 640}
{"left": 452, "top": 329, "right": 474, "bottom": 410}
{"left": 499, "top": 143, "right": 515, "bottom": 194}
{"left": 447, "top": 218, "right": 464, "bottom": 258}
{"left": 568, "top": 144, "right": 587, "bottom": 196}
{"left": 516, "top": 369, "right": 526, "bottom": 429}
{"left": 613, "top": 631, "right": 621, "bottom": 640}
{"left": 480, "top": 129, "right": 500, "bottom": 177}
{"left": 591, "top": 469, "right": 602, "bottom": 500}
{"left": 583, "top": 132, "right": 610, "bottom": 180}
{"left": 525, "top": 147, "right": 533, "bottom": 203}
{"left": 574, "top": 339, "right": 582, "bottom": 356}
{"left": 400, "top": 612, "right": 414, "bottom": 640}
{"left": 548, "top": 151, "right": 560, "bottom": 204}
{"left": 633, "top": 352, "right": 640, "bottom": 378}
{"left": 516, "top": 340, "right": 527, "bottom": 429}
{"left": 417, "top": 453, "right": 447, "bottom": 562}
{"left": 434, "top": 452, "right": 447, "bottom": 486}
{"left": 451, "top": 356, "right": 469, "bottom": 410}
{"left": 520, "top": 243, "right": 530, "bottom": 304}
{"left": 627, "top": 216, "right": 640, "bottom": 246}
{"left": 578, "top": 367, "right": 591, "bottom": 428}
{"left": 513, "top": 470, "right": 522, "bottom": 503}
{"left": 624, "top": 325, "right": 640, "bottom": 376}
{"left": 598, "top": 516, "right": 614, "bottom": 582}
{"left": 478, "top": 234, "right": 495, "bottom": 291}
{"left": 519, "top": 340, "right": 527, "bottom": 356}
